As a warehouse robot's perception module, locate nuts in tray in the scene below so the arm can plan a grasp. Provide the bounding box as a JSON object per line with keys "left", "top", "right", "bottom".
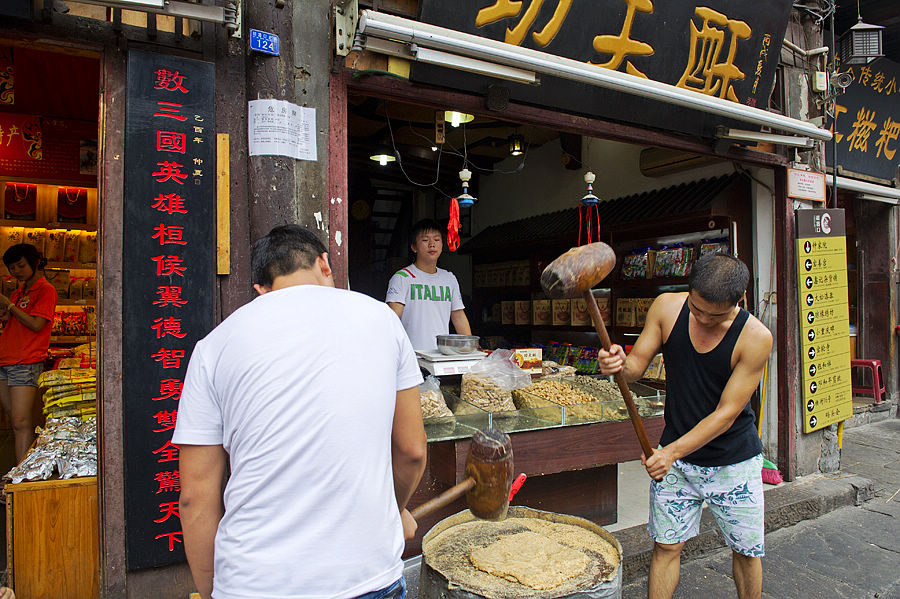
{"left": 461, "top": 374, "right": 517, "bottom": 412}
{"left": 571, "top": 376, "right": 625, "bottom": 401}
{"left": 512, "top": 379, "right": 596, "bottom": 406}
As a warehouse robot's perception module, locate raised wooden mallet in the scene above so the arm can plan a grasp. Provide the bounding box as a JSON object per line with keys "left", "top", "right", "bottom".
{"left": 410, "top": 428, "right": 518, "bottom": 522}
{"left": 540, "top": 242, "right": 654, "bottom": 459}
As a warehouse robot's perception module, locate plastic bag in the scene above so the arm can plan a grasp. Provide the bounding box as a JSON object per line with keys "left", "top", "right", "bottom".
{"left": 461, "top": 349, "right": 531, "bottom": 412}
{"left": 418, "top": 375, "right": 453, "bottom": 419}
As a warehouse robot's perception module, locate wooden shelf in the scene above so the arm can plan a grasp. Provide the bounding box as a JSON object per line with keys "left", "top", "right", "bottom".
{"left": 50, "top": 335, "right": 95, "bottom": 343}
{"left": 45, "top": 262, "right": 97, "bottom": 270}
{"left": 56, "top": 299, "right": 96, "bottom": 307}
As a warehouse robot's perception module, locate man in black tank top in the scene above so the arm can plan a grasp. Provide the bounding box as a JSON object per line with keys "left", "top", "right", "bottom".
{"left": 598, "top": 253, "right": 772, "bottom": 599}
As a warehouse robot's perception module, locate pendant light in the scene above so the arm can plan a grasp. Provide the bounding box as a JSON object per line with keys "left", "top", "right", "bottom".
{"left": 508, "top": 134, "right": 525, "bottom": 156}
{"left": 839, "top": 1, "right": 884, "bottom": 65}
{"left": 456, "top": 168, "right": 477, "bottom": 207}
{"left": 369, "top": 144, "right": 396, "bottom": 166}
{"left": 444, "top": 110, "right": 474, "bottom": 128}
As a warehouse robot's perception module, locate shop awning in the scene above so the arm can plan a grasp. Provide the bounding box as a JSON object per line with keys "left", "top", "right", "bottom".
{"left": 826, "top": 174, "right": 900, "bottom": 205}
{"left": 354, "top": 10, "right": 832, "bottom": 142}
{"left": 459, "top": 173, "right": 743, "bottom": 253}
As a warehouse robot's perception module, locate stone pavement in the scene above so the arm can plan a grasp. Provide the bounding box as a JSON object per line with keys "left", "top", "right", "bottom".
{"left": 403, "top": 418, "right": 900, "bottom": 598}
{"left": 621, "top": 418, "right": 900, "bottom": 598}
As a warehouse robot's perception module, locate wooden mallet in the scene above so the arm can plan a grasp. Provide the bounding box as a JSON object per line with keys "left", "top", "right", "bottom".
{"left": 540, "top": 242, "right": 654, "bottom": 459}
{"left": 411, "top": 428, "right": 522, "bottom": 522}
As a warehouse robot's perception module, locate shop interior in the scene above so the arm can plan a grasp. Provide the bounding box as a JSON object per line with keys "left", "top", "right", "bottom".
{"left": 0, "top": 40, "right": 99, "bottom": 579}
{"left": 345, "top": 93, "right": 765, "bottom": 438}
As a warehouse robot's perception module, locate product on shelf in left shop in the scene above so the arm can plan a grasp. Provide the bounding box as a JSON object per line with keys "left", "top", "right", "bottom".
{"left": 44, "top": 268, "right": 70, "bottom": 299}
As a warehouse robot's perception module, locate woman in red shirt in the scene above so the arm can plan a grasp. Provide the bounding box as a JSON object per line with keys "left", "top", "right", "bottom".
{"left": 0, "top": 244, "right": 57, "bottom": 462}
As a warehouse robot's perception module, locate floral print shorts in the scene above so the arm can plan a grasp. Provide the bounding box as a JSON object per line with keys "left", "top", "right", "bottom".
{"left": 648, "top": 453, "right": 764, "bottom": 557}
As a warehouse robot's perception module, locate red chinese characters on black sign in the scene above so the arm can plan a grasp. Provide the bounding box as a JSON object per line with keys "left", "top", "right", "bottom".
{"left": 124, "top": 50, "right": 214, "bottom": 571}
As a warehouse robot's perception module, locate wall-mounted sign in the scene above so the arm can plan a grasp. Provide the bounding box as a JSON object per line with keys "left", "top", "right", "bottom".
{"left": 788, "top": 168, "right": 826, "bottom": 202}
{"left": 123, "top": 49, "right": 215, "bottom": 570}
{"left": 249, "top": 29, "right": 280, "bottom": 56}
{"left": 795, "top": 209, "right": 852, "bottom": 433}
{"left": 831, "top": 57, "right": 900, "bottom": 184}
{"left": 248, "top": 99, "right": 317, "bottom": 161}
{"left": 415, "top": 0, "right": 793, "bottom": 139}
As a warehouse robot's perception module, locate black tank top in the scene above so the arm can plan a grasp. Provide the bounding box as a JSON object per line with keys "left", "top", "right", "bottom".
{"left": 660, "top": 297, "right": 762, "bottom": 466}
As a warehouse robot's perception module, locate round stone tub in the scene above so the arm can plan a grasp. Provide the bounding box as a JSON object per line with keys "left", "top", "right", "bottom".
{"left": 418, "top": 506, "right": 622, "bottom": 599}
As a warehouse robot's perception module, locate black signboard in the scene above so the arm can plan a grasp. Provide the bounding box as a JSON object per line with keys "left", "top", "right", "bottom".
{"left": 123, "top": 50, "right": 215, "bottom": 570}
{"left": 831, "top": 57, "right": 900, "bottom": 184}
{"left": 415, "top": 0, "right": 792, "bottom": 138}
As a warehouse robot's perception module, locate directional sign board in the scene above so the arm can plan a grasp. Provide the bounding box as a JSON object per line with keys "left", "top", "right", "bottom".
{"left": 249, "top": 29, "right": 280, "bottom": 56}
{"left": 796, "top": 209, "right": 852, "bottom": 433}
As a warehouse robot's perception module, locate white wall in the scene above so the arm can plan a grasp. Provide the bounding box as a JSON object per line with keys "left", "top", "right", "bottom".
{"left": 471, "top": 137, "right": 736, "bottom": 236}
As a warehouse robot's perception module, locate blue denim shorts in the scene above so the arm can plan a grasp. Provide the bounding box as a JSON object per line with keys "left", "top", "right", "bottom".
{"left": 354, "top": 577, "right": 405, "bottom": 599}
{"left": 0, "top": 363, "right": 44, "bottom": 387}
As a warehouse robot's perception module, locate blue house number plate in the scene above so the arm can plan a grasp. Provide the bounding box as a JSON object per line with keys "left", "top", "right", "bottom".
{"left": 249, "top": 29, "right": 280, "bottom": 56}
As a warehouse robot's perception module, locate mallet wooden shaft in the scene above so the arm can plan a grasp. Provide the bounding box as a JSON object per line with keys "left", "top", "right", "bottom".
{"left": 584, "top": 289, "right": 655, "bottom": 459}
{"left": 410, "top": 478, "right": 476, "bottom": 520}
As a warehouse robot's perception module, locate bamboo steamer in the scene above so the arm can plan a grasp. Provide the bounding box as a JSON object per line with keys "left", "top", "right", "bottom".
{"left": 419, "top": 506, "right": 622, "bottom": 599}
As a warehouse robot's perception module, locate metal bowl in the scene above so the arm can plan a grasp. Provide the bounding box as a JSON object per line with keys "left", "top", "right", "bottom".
{"left": 436, "top": 334, "right": 480, "bottom": 355}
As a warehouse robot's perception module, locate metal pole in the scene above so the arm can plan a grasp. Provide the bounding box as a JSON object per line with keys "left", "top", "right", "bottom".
{"left": 832, "top": 8, "right": 839, "bottom": 209}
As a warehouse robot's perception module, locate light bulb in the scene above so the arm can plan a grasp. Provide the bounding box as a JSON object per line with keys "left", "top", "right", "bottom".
{"left": 451, "top": 112, "right": 461, "bottom": 127}
{"left": 379, "top": 155, "right": 387, "bottom": 166}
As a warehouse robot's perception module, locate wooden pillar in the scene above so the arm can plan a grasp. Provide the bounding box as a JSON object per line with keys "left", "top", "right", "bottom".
{"left": 774, "top": 166, "right": 798, "bottom": 481}
{"left": 328, "top": 68, "right": 349, "bottom": 289}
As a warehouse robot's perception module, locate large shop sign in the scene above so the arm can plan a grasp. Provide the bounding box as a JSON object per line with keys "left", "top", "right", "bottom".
{"left": 795, "top": 209, "right": 852, "bottom": 434}
{"left": 123, "top": 50, "right": 215, "bottom": 570}
{"left": 415, "top": 0, "right": 792, "bottom": 138}
{"left": 831, "top": 58, "right": 900, "bottom": 185}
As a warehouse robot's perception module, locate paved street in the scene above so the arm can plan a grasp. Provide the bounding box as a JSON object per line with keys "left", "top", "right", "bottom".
{"left": 623, "top": 419, "right": 900, "bottom": 598}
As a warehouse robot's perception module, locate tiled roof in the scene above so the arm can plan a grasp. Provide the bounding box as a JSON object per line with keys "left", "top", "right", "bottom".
{"left": 460, "top": 173, "right": 743, "bottom": 252}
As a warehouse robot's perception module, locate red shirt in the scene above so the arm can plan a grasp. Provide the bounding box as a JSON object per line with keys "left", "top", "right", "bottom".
{"left": 0, "top": 276, "right": 57, "bottom": 366}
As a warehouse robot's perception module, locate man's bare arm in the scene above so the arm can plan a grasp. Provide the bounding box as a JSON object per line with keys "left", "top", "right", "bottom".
{"left": 450, "top": 309, "right": 471, "bottom": 335}
{"left": 387, "top": 301, "right": 405, "bottom": 319}
{"left": 392, "top": 386, "right": 427, "bottom": 537}
{"left": 644, "top": 321, "right": 772, "bottom": 479}
{"left": 179, "top": 444, "right": 227, "bottom": 599}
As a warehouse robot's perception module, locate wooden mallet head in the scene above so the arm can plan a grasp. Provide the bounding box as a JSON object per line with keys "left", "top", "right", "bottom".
{"left": 464, "top": 428, "right": 515, "bottom": 521}
{"left": 540, "top": 242, "right": 617, "bottom": 299}
{"left": 410, "top": 428, "right": 515, "bottom": 522}
{"left": 540, "top": 242, "right": 656, "bottom": 459}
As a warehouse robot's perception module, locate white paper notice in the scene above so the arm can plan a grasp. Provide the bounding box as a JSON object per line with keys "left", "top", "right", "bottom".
{"left": 248, "top": 99, "right": 317, "bottom": 161}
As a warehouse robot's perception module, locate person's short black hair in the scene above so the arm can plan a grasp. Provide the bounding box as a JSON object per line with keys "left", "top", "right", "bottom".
{"left": 3, "top": 243, "right": 45, "bottom": 271}
{"left": 251, "top": 224, "right": 328, "bottom": 287}
{"left": 689, "top": 252, "right": 749, "bottom": 305}
{"left": 409, "top": 219, "right": 443, "bottom": 243}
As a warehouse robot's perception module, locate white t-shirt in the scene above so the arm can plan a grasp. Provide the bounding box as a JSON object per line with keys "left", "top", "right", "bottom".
{"left": 172, "top": 285, "right": 423, "bottom": 599}
{"left": 385, "top": 264, "right": 465, "bottom": 350}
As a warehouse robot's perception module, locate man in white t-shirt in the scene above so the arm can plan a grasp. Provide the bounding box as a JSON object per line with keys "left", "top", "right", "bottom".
{"left": 174, "top": 225, "right": 427, "bottom": 599}
{"left": 386, "top": 219, "right": 471, "bottom": 351}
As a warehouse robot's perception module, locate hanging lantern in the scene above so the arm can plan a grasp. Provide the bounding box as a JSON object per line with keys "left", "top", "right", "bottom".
{"left": 839, "top": 20, "right": 884, "bottom": 66}
{"left": 578, "top": 171, "right": 601, "bottom": 246}
{"left": 456, "top": 167, "right": 477, "bottom": 208}
{"left": 508, "top": 134, "right": 525, "bottom": 156}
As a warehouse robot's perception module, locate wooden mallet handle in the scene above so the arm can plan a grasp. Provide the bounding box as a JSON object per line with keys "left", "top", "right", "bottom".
{"left": 584, "top": 290, "right": 654, "bottom": 459}
{"left": 410, "top": 477, "right": 476, "bottom": 520}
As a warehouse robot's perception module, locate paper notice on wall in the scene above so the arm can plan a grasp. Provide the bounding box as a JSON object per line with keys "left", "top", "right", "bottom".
{"left": 248, "top": 99, "right": 317, "bottom": 161}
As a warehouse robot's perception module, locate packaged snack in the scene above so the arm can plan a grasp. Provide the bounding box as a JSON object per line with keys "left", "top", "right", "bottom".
{"left": 82, "top": 277, "right": 97, "bottom": 300}
{"left": 24, "top": 227, "right": 47, "bottom": 256}
{"left": 68, "top": 277, "right": 84, "bottom": 301}
{"left": 700, "top": 238, "right": 730, "bottom": 258}
{"left": 78, "top": 231, "right": 98, "bottom": 264}
{"left": 461, "top": 349, "right": 531, "bottom": 412}
{"left": 63, "top": 230, "right": 81, "bottom": 263}
{"left": 616, "top": 298, "right": 636, "bottom": 327}
{"left": 532, "top": 299, "right": 552, "bottom": 325}
{"left": 418, "top": 375, "right": 453, "bottom": 419}
{"left": 552, "top": 299, "right": 571, "bottom": 326}
{"left": 45, "top": 229, "right": 67, "bottom": 262}
{"left": 621, "top": 247, "right": 651, "bottom": 280}
{"left": 514, "top": 300, "right": 530, "bottom": 325}
{"left": 45, "top": 269, "right": 71, "bottom": 300}
{"left": 501, "top": 301, "right": 515, "bottom": 325}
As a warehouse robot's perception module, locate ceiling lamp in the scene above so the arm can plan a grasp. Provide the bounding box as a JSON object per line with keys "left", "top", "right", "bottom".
{"left": 456, "top": 168, "right": 477, "bottom": 207}
{"left": 839, "top": 3, "right": 884, "bottom": 66}
{"left": 444, "top": 110, "right": 474, "bottom": 128}
{"left": 508, "top": 134, "right": 525, "bottom": 156}
{"left": 369, "top": 144, "right": 396, "bottom": 166}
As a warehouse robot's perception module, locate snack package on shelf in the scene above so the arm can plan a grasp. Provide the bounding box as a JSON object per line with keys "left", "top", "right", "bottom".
{"left": 45, "top": 229, "right": 67, "bottom": 262}
{"left": 574, "top": 346, "right": 600, "bottom": 374}
{"left": 83, "top": 277, "right": 97, "bottom": 300}
{"left": 652, "top": 244, "right": 695, "bottom": 278}
{"left": 621, "top": 247, "right": 651, "bottom": 280}
{"left": 635, "top": 298, "right": 654, "bottom": 327}
{"left": 78, "top": 231, "right": 98, "bottom": 264}
{"left": 24, "top": 227, "right": 47, "bottom": 256}
{"left": 0, "top": 226, "right": 24, "bottom": 260}
{"left": 700, "top": 238, "right": 730, "bottom": 257}
{"left": 63, "top": 230, "right": 81, "bottom": 263}
{"left": 45, "top": 268, "right": 71, "bottom": 299}
{"left": 616, "top": 298, "right": 636, "bottom": 327}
